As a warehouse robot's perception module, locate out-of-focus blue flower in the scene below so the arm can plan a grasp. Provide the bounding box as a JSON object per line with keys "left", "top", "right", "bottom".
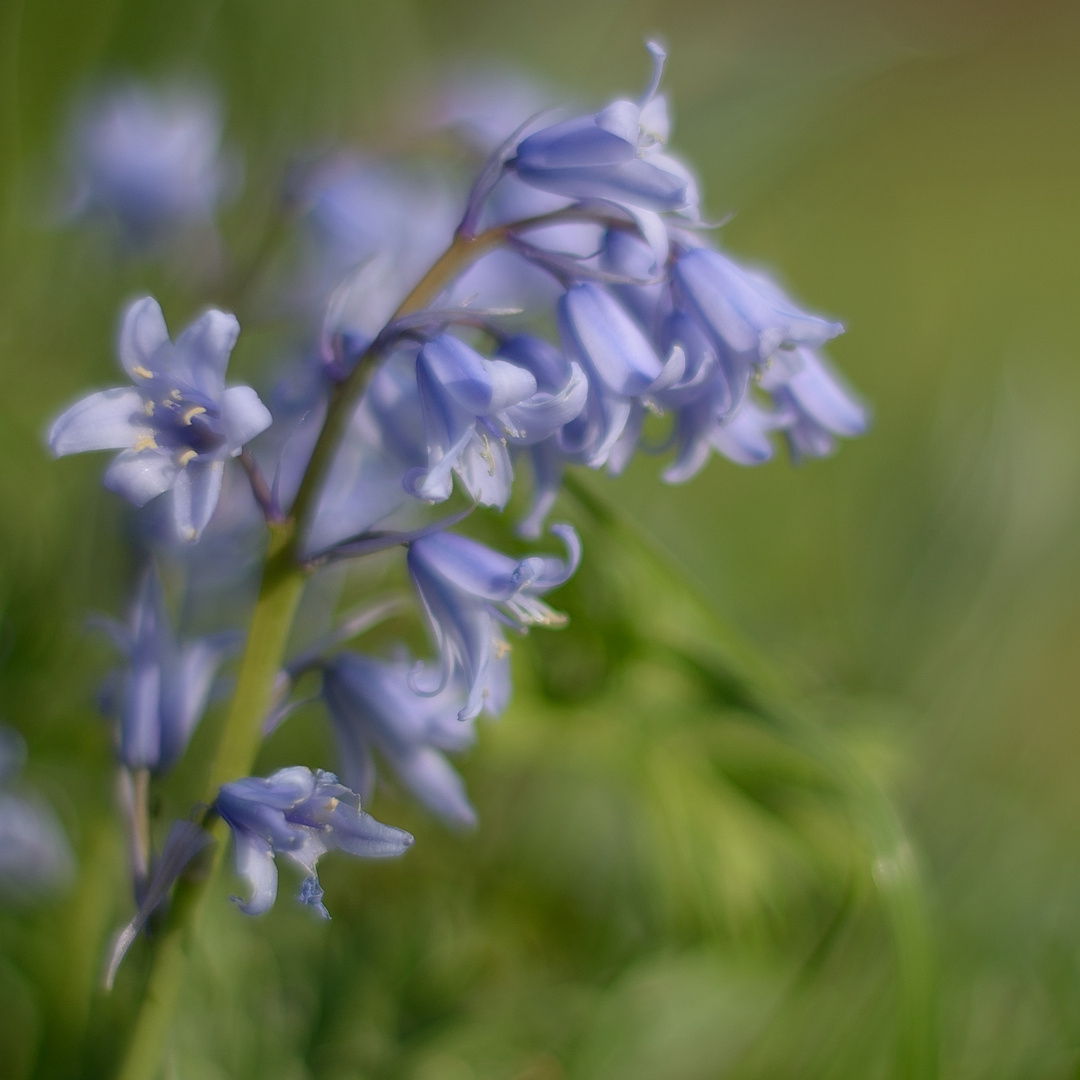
{"left": 510, "top": 44, "right": 693, "bottom": 216}
{"left": 67, "top": 83, "right": 231, "bottom": 239}
{"left": 298, "top": 157, "right": 458, "bottom": 338}
{"left": 760, "top": 346, "right": 868, "bottom": 460}
{"left": 49, "top": 296, "right": 272, "bottom": 541}
{"left": 407, "top": 526, "right": 581, "bottom": 721}
{"left": 673, "top": 248, "right": 844, "bottom": 409}
{"left": 0, "top": 728, "right": 74, "bottom": 902}
{"left": 95, "top": 568, "right": 234, "bottom": 773}
{"left": 322, "top": 654, "right": 477, "bottom": 829}
{"left": 409, "top": 334, "right": 586, "bottom": 508}
{"left": 216, "top": 766, "right": 413, "bottom": 918}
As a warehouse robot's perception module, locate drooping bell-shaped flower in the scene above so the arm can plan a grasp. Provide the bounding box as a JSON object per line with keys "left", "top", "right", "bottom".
{"left": 759, "top": 346, "right": 868, "bottom": 460}
{"left": 494, "top": 334, "right": 584, "bottom": 537}
{"left": 95, "top": 568, "right": 234, "bottom": 773}
{"left": 673, "top": 248, "right": 844, "bottom": 411}
{"left": 407, "top": 526, "right": 581, "bottom": 721}
{"left": 557, "top": 283, "right": 684, "bottom": 469}
{"left": 510, "top": 43, "right": 693, "bottom": 216}
{"left": 215, "top": 767, "right": 413, "bottom": 918}
{"left": 409, "top": 334, "right": 585, "bottom": 508}
{"left": 49, "top": 296, "right": 272, "bottom": 541}
{"left": 323, "top": 654, "right": 477, "bottom": 829}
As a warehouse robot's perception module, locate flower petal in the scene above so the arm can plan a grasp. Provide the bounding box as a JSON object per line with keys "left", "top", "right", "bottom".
{"left": 171, "top": 457, "right": 224, "bottom": 542}
{"left": 118, "top": 297, "right": 170, "bottom": 380}
{"left": 49, "top": 387, "right": 144, "bottom": 455}
{"left": 230, "top": 830, "right": 278, "bottom": 916}
{"left": 173, "top": 309, "right": 240, "bottom": 399}
{"left": 104, "top": 449, "right": 180, "bottom": 506}
{"left": 220, "top": 385, "right": 272, "bottom": 450}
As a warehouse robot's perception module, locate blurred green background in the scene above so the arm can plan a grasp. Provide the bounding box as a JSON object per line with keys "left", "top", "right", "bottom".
{"left": 3, "top": 0, "right": 1080, "bottom": 1077}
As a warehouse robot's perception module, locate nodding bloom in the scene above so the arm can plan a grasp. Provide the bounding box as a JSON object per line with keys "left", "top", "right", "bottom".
{"left": 407, "top": 526, "right": 581, "bottom": 721}
{"left": 759, "top": 346, "right": 868, "bottom": 461}
{"left": 556, "top": 282, "right": 684, "bottom": 470}
{"left": 672, "top": 248, "right": 844, "bottom": 409}
{"left": 95, "top": 568, "right": 234, "bottom": 774}
{"left": 409, "top": 334, "right": 585, "bottom": 508}
{"left": 322, "top": 654, "right": 478, "bottom": 829}
{"left": 510, "top": 43, "right": 694, "bottom": 217}
{"left": 49, "top": 296, "right": 272, "bottom": 541}
{"left": 215, "top": 767, "right": 413, "bottom": 918}
{"left": 67, "top": 83, "right": 230, "bottom": 239}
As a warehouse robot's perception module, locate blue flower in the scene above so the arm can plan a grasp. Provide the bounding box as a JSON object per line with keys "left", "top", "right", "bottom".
{"left": 557, "top": 283, "right": 683, "bottom": 469}
{"left": 0, "top": 728, "right": 74, "bottom": 902}
{"left": 95, "top": 568, "right": 234, "bottom": 773}
{"left": 322, "top": 654, "right": 477, "bottom": 829}
{"left": 407, "top": 526, "right": 581, "bottom": 721}
{"left": 409, "top": 334, "right": 585, "bottom": 508}
{"left": 672, "top": 248, "right": 844, "bottom": 409}
{"left": 510, "top": 44, "right": 693, "bottom": 216}
{"left": 759, "top": 346, "right": 868, "bottom": 460}
{"left": 66, "top": 83, "right": 231, "bottom": 239}
{"left": 49, "top": 296, "right": 272, "bottom": 541}
{"left": 215, "top": 766, "right": 413, "bottom": 918}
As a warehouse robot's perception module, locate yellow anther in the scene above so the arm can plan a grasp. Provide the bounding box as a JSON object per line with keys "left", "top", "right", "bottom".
{"left": 181, "top": 405, "right": 206, "bottom": 426}
{"left": 132, "top": 365, "right": 153, "bottom": 379}
{"left": 492, "top": 638, "right": 512, "bottom": 659}
{"left": 143, "top": 400, "right": 155, "bottom": 416}
{"left": 169, "top": 389, "right": 182, "bottom": 402}
{"left": 176, "top": 449, "right": 197, "bottom": 466}
{"left": 133, "top": 435, "right": 158, "bottom": 453}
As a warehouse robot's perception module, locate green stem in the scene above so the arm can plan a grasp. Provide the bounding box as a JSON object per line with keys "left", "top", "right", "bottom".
{"left": 112, "top": 210, "right": 531, "bottom": 1080}
{"left": 115, "top": 523, "right": 306, "bottom": 1080}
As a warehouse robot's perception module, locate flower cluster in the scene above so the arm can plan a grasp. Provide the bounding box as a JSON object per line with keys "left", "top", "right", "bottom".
{"left": 46, "top": 43, "right": 864, "bottom": 946}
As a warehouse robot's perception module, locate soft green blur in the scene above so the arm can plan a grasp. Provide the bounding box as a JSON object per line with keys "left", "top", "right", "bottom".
{"left": 2, "top": 0, "right": 1079, "bottom": 1077}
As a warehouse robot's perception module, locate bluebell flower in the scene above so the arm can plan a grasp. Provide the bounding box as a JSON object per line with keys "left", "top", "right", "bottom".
{"left": 216, "top": 766, "right": 413, "bottom": 918}
{"left": 95, "top": 568, "right": 234, "bottom": 773}
{"left": 407, "top": 526, "right": 581, "bottom": 721}
{"left": 510, "top": 44, "right": 693, "bottom": 216}
{"left": 322, "top": 654, "right": 477, "bottom": 829}
{"left": 557, "top": 283, "right": 684, "bottom": 469}
{"left": 672, "top": 248, "right": 844, "bottom": 410}
{"left": 67, "top": 83, "right": 231, "bottom": 239}
{"left": 0, "top": 728, "right": 74, "bottom": 902}
{"left": 759, "top": 346, "right": 868, "bottom": 460}
{"left": 494, "top": 333, "right": 584, "bottom": 537}
{"left": 409, "top": 334, "right": 585, "bottom": 508}
{"left": 49, "top": 296, "right": 272, "bottom": 541}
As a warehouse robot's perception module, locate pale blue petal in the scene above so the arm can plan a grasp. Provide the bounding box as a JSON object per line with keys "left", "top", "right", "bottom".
{"left": 559, "top": 284, "right": 662, "bottom": 397}
{"left": 231, "top": 831, "right": 278, "bottom": 916}
{"left": 171, "top": 458, "right": 224, "bottom": 542}
{"left": 454, "top": 430, "right": 514, "bottom": 508}
{"left": 49, "top": 387, "right": 144, "bottom": 455}
{"left": 104, "top": 449, "right": 180, "bottom": 506}
{"left": 418, "top": 336, "right": 494, "bottom": 415}
{"left": 502, "top": 362, "right": 587, "bottom": 445}
{"left": 595, "top": 99, "right": 641, "bottom": 143}
{"left": 173, "top": 309, "right": 240, "bottom": 399}
{"left": 514, "top": 115, "right": 637, "bottom": 170}
{"left": 393, "top": 747, "right": 477, "bottom": 829}
{"left": 710, "top": 400, "right": 781, "bottom": 466}
{"left": 220, "top": 385, "right": 272, "bottom": 450}
{"left": 118, "top": 297, "right": 169, "bottom": 381}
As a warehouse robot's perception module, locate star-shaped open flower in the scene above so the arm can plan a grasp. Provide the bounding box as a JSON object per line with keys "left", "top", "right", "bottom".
{"left": 49, "top": 296, "right": 272, "bottom": 541}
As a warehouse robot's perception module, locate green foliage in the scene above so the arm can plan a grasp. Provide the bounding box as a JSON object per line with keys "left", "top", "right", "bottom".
{"left": 3, "top": 1, "right": 1080, "bottom": 1077}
